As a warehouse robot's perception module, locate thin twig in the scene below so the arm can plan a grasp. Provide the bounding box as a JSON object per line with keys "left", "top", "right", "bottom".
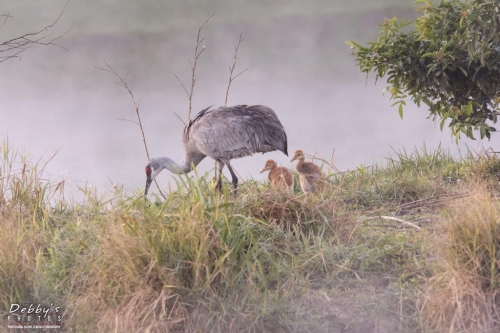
{"left": 117, "top": 118, "right": 139, "bottom": 125}
{"left": 0, "top": 0, "right": 71, "bottom": 63}
{"left": 174, "top": 13, "right": 214, "bottom": 176}
{"left": 95, "top": 62, "right": 166, "bottom": 199}
{"left": 174, "top": 12, "right": 215, "bottom": 123}
{"left": 224, "top": 33, "right": 248, "bottom": 106}
{"left": 309, "top": 151, "right": 341, "bottom": 174}
{"left": 173, "top": 113, "right": 186, "bottom": 126}
{"left": 363, "top": 215, "right": 422, "bottom": 231}
{"left": 174, "top": 74, "right": 189, "bottom": 99}
{"left": 0, "top": 14, "right": 12, "bottom": 31}
{"left": 174, "top": 74, "right": 189, "bottom": 126}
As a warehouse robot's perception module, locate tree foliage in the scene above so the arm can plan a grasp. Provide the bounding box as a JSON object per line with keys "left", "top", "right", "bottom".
{"left": 347, "top": 0, "right": 500, "bottom": 140}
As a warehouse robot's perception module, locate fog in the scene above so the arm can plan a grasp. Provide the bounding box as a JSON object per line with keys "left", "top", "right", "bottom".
{"left": 1, "top": 0, "right": 498, "bottom": 199}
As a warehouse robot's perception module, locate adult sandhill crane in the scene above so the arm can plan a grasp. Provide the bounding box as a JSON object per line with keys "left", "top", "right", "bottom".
{"left": 145, "top": 105, "right": 288, "bottom": 195}
{"left": 290, "top": 149, "right": 325, "bottom": 193}
{"left": 260, "top": 159, "right": 294, "bottom": 193}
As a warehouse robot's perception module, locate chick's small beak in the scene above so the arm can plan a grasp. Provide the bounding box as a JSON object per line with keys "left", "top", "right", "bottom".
{"left": 290, "top": 155, "right": 298, "bottom": 162}
{"left": 260, "top": 166, "right": 267, "bottom": 173}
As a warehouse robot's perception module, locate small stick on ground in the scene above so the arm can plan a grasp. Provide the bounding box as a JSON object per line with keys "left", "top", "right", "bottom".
{"left": 363, "top": 215, "right": 422, "bottom": 231}
{"left": 95, "top": 62, "right": 166, "bottom": 199}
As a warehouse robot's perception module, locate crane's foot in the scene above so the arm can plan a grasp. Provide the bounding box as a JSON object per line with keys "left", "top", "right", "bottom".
{"left": 215, "top": 182, "right": 222, "bottom": 192}
{"left": 230, "top": 183, "right": 238, "bottom": 196}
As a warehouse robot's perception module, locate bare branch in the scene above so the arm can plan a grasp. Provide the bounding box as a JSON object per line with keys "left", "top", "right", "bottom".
{"left": 94, "top": 63, "right": 150, "bottom": 158}
{"left": 187, "top": 13, "right": 214, "bottom": 122}
{"left": 95, "top": 62, "right": 167, "bottom": 199}
{"left": 0, "top": 0, "right": 71, "bottom": 64}
{"left": 117, "top": 118, "right": 139, "bottom": 126}
{"left": 0, "top": 14, "right": 12, "bottom": 31}
{"left": 174, "top": 12, "right": 215, "bottom": 124}
{"left": 231, "top": 68, "right": 249, "bottom": 82}
{"left": 174, "top": 74, "right": 189, "bottom": 98}
{"left": 173, "top": 112, "right": 186, "bottom": 126}
{"left": 224, "top": 33, "right": 248, "bottom": 106}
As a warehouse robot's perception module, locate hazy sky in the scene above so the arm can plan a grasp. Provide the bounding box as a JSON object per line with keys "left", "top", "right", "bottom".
{"left": 1, "top": 0, "right": 498, "bottom": 199}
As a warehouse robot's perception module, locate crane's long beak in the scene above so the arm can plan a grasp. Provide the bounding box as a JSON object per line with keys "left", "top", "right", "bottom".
{"left": 144, "top": 165, "right": 153, "bottom": 196}
{"left": 145, "top": 177, "right": 152, "bottom": 196}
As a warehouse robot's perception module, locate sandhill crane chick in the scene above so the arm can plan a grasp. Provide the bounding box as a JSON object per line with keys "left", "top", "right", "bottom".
{"left": 144, "top": 105, "right": 288, "bottom": 195}
{"left": 290, "top": 149, "right": 325, "bottom": 193}
{"left": 260, "top": 159, "right": 294, "bottom": 192}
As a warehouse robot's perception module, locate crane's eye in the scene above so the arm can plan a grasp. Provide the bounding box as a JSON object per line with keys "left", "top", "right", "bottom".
{"left": 145, "top": 166, "right": 152, "bottom": 178}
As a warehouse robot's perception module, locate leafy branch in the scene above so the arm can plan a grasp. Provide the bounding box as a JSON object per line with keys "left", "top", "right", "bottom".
{"left": 347, "top": 0, "right": 500, "bottom": 140}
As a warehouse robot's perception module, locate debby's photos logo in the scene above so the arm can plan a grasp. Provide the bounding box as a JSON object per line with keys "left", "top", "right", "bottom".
{"left": 5, "top": 302, "right": 63, "bottom": 330}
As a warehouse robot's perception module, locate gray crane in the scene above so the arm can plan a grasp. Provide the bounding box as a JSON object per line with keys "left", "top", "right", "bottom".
{"left": 144, "top": 104, "right": 288, "bottom": 195}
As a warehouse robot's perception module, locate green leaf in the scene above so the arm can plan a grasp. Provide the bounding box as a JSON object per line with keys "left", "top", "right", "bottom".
{"left": 480, "top": 125, "right": 486, "bottom": 139}
{"left": 345, "top": 40, "right": 359, "bottom": 49}
{"left": 398, "top": 103, "right": 404, "bottom": 119}
{"left": 440, "top": 116, "right": 447, "bottom": 131}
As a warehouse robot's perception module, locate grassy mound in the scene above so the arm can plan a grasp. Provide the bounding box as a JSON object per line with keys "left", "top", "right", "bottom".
{"left": 1, "top": 142, "right": 500, "bottom": 332}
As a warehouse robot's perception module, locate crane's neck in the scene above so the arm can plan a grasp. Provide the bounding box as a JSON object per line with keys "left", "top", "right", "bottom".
{"left": 155, "top": 144, "right": 206, "bottom": 173}
{"left": 145, "top": 149, "right": 206, "bottom": 195}
{"left": 267, "top": 165, "right": 277, "bottom": 183}
{"left": 154, "top": 156, "right": 198, "bottom": 175}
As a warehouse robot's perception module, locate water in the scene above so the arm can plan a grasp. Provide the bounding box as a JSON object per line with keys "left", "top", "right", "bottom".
{"left": 1, "top": 0, "right": 496, "bottom": 199}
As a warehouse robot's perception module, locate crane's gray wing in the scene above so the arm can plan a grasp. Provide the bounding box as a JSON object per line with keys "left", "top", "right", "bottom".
{"left": 186, "top": 105, "right": 288, "bottom": 160}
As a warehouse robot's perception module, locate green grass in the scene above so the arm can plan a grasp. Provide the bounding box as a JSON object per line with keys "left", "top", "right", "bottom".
{"left": 1, "top": 142, "right": 500, "bottom": 332}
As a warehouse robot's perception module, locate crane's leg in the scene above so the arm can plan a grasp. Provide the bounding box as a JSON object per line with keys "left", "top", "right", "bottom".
{"left": 225, "top": 161, "right": 238, "bottom": 192}
{"left": 214, "top": 161, "right": 217, "bottom": 182}
{"left": 215, "top": 160, "right": 225, "bottom": 191}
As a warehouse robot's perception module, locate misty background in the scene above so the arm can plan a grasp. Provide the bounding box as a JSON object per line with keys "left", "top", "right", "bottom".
{"left": 1, "top": 0, "right": 498, "bottom": 198}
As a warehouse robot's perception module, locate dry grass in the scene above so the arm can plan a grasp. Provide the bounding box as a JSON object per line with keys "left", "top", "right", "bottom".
{"left": 419, "top": 188, "right": 500, "bottom": 333}
{"left": 2, "top": 144, "right": 500, "bottom": 332}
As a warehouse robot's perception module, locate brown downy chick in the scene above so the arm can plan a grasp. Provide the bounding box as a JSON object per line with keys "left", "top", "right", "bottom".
{"left": 260, "top": 159, "right": 294, "bottom": 193}
{"left": 290, "top": 149, "right": 326, "bottom": 193}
